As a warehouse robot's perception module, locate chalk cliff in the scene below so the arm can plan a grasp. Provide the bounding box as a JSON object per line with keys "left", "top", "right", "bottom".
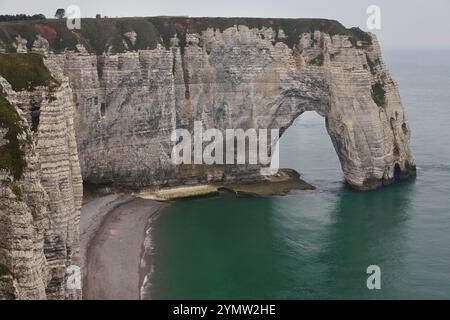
{"left": 0, "top": 54, "right": 82, "bottom": 299}
{"left": 0, "top": 17, "right": 415, "bottom": 299}
{"left": 45, "top": 18, "right": 414, "bottom": 190}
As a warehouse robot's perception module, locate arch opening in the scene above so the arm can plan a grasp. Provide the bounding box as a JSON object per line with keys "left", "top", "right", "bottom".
{"left": 394, "top": 163, "right": 402, "bottom": 182}
{"left": 273, "top": 111, "right": 341, "bottom": 186}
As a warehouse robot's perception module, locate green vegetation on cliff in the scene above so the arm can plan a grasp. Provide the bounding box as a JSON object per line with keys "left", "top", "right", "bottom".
{"left": 371, "top": 82, "right": 386, "bottom": 107}
{"left": 366, "top": 54, "right": 380, "bottom": 75}
{"left": 309, "top": 52, "right": 324, "bottom": 66}
{"left": 11, "top": 183, "right": 23, "bottom": 200}
{"left": 0, "top": 17, "right": 372, "bottom": 55}
{"left": 0, "top": 53, "right": 58, "bottom": 91}
{"left": 0, "top": 94, "right": 27, "bottom": 179}
{"left": 0, "top": 263, "right": 13, "bottom": 277}
{"left": 0, "top": 21, "right": 38, "bottom": 51}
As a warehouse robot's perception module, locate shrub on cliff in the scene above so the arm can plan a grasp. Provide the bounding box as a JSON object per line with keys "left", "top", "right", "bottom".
{"left": 0, "top": 53, "right": 58, "bottom": 91}
{"left": 0, "top": 94, "right": 27, "bottom": 180}
{"left": 371, "top": 82, "right": 386, "bottom": 107}
{"left": 309, "top": 52, "right": 324, "bottom": 66}
{"left": 0, "top": 263, "right": 13, "bottom": 277}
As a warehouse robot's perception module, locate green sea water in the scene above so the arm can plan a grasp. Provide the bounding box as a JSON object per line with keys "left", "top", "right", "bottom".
{"left": 146, "top": 49, "right": 450, "bottom": 299}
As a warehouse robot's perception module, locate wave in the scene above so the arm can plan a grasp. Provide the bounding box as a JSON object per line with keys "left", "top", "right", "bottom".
{"left": 139, "top": 215, "right": 157, "bottom": 300}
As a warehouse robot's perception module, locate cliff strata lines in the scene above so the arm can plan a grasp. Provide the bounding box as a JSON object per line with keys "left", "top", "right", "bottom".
{"left": 41, "top": 19, "right": 414, "bottom": 190}
{"left": 0, "top": 17, "right": 416, "bottom": 191}
{"left": 0, "top": 84, "right": 48, "bottom": 299}
{"left": 0, "top": 53, "right": 82, "bottom": 299}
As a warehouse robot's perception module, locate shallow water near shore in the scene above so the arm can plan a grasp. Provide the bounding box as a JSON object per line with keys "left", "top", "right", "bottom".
{"left": 144, "top": 49, "right": 450, "bottom": 299}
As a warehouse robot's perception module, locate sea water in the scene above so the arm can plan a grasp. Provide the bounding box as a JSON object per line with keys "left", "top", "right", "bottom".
{"left": 144, "top": 49, "right": 450, "bottom": 299}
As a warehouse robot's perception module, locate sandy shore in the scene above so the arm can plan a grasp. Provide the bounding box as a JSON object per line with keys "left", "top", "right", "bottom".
{"left": 80, "top": 170, "right": 310, "bottom": 299}
{"left": 81, "top": 195, "right": 169, "bottom": 300}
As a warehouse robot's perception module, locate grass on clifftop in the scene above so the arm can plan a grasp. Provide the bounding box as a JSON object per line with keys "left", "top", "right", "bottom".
{"left": 150, "top": 17, "right": 372, "bottom": 49}
{"left": 0, "top": 17, "right": 372, "bottom": 55}
{"left": 0, "top": 94, "right": 27, "bottom": 179}
{"left": 0, "top": 21, "right": 38, "bottom": 52}
{"left": 0, "top": 53, "right": 58, "bottom": 91}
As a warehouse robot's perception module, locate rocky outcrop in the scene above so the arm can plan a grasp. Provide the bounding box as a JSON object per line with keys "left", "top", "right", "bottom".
{"left": 46, "top": 22, "right": 414, "bottom": 190}
{"left": 0, "top": 54, "right": 82, "bottom": 299}
{"left": 324, "top": 35, "right": 416, "bottom": 189}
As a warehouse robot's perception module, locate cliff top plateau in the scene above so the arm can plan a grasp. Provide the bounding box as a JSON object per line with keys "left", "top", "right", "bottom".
{"left": 0, "top": 16, "right": 371, "bottom": 54}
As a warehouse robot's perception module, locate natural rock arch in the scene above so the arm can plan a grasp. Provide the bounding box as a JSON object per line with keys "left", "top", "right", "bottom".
{"left": 260, "top": 71, "right": 416, "bottom": 191}
{"left": 55, "top": 25, "right": 415, "bottom": 190}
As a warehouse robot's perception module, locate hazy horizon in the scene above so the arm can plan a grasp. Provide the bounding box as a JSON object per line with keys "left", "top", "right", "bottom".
{"left": 1, "top": 0, "right": 450, "bottom": 49}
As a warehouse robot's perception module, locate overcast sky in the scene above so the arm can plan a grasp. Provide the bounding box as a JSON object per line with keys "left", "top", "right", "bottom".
{"left": 1, "top": 0, "right": 449, "bottom": 48}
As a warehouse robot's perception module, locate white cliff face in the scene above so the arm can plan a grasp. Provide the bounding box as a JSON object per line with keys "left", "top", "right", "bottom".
{"left": 37, "top": 60, "right": 83, "bottom": 300}
{"left": 0, "top": 59, "right": 82, "bottom": 299}
{"left": 321, "top": 33, "right": 415, "bottom": 189}
{"left": 53, "top": 25, "right": 414, "bottom": 190}
{"left": 0, "top": 80, "right": 49, "bottom": 299}
{"left": 0, "top": 134, "right": 49, "bottom": 300}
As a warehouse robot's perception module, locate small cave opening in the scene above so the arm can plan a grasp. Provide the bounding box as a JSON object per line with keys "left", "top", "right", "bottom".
{"left": 30, "top": 101, "right": 40, "bottom": 132}
{"left": 100, "top": 103, "right": 106, "bottom": 117}
{"left": 394, "top": 163, "right": 402, "bottom": 182}
{"left": 402, "top": 123, "right": 409, "bottom": 135}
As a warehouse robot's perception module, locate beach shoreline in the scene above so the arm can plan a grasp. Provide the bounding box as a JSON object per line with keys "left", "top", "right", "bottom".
{"left": 80, "top": 170, "right": 312, "bottom": 300}
{"left": 81, "top": 195, "right": 169, "bottom": 300}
